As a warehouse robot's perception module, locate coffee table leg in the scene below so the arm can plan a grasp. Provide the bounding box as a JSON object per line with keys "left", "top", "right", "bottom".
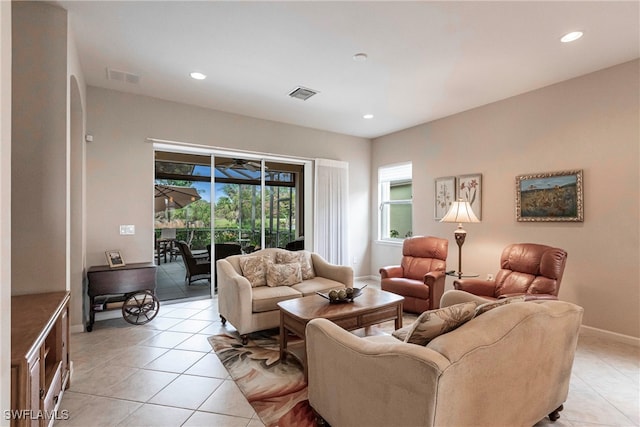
{"left": 395, "top": 303, "right": 403, "bottom": 329}
{"left": 279, "top": 311, "right": 287, "bottom": 362}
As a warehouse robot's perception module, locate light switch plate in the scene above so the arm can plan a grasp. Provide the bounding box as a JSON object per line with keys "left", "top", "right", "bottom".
{"left": 120, "top": 225, "right": 135, "bottom": 235}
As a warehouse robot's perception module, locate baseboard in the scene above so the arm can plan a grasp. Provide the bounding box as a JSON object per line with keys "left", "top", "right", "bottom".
{"left": 580, "top": 325, "right": 640, "bottom": 347}
{"left": 70, "top": 323, "right": 85, "bottom": 333}
{"left": 355, "top": 275, "right": 379, "bottom": 282}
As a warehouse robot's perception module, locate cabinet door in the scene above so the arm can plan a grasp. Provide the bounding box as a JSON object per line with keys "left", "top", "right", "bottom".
{"left": 28, "top": 357, "right": 41, "bottom": 427}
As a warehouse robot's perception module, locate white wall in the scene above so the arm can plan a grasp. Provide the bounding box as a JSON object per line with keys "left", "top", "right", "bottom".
{"left": 371, "top": 60, "right": 640, "bottom": 339}
{"left": 85, "top": 87, "right": 371, "bottom": 302}
{"left": 0, "top": 1, "right": 11, "bottom": 422}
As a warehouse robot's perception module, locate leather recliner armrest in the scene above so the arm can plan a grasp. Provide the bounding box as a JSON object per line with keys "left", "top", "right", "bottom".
{"left": 454, "top": 278, "right": 496, "bottom": 297}
{"left": 379, "top": 265, "right": 403, "bottom": 279}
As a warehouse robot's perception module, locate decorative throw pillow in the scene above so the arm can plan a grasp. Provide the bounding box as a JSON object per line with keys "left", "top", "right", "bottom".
{"left": 276, "top": 251, "right": 316, "bottom": 280}
{"left": 392, "top": 325, "right": 412, "bottom": 341}
{"left": 403, "top": 302, "right": 478, "bottom": 346}
{"left": 475, "top": 295, "right": 526, "bottom": 316}
{"left": 239, "top": 256, "right": 267, "bottom": 287}
{"left": 266, "top": 262, "right": 302, "bottom": 287}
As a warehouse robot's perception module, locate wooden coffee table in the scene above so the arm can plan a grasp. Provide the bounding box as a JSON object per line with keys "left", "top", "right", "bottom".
{"left": 277, "top": 287, "right": 404, "bottom": 378}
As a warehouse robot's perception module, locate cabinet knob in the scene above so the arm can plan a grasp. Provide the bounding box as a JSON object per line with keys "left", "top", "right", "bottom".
{"left": 53, "top": 395, "right": 59, "bottom": 404}
{"left": 39, "top": 389, "right": 45, "bottom": 399}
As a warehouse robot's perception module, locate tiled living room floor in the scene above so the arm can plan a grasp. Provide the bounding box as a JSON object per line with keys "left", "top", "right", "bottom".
{"left": 58, "top": 283, "right": 639, "bottom": 427}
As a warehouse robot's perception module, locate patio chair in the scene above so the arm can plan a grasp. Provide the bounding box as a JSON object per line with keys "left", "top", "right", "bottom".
{"left": 176, "top": 240, "right": 211, "bottom": 285}
{"left": 208, "top": 243, "right": 243, "bottom": 291}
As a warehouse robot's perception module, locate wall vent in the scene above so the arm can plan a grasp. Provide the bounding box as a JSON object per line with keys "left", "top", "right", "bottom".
{"left": 106, "top": 67, "right": 141, "bottom": 85}
{"left": 288, "top": 86, "right": 318, "bottom": 101}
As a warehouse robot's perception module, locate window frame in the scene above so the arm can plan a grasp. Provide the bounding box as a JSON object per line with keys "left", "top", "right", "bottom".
{"left": 378, "top": 162, "right": 413, "bottom": 242}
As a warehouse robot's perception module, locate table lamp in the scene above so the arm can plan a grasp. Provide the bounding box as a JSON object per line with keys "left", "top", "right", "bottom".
{"left": 440, "top": 199, "right": 479, "bottom": 277}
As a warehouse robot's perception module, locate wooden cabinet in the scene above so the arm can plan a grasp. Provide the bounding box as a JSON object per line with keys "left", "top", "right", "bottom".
{"left": 11, "top": 292, "right": 70, "bottom": 427}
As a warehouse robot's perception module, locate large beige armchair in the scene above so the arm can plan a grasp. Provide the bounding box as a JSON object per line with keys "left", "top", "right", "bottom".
{"left": 307, "top": 295, "right": 583, "bottom": 427}
{"left": 217, "top": 248, "right": 353, "bottom": 344}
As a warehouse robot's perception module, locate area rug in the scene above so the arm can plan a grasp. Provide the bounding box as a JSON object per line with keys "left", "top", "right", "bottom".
{"left": 208, "top": 330, "right": 315, "bottom": 427}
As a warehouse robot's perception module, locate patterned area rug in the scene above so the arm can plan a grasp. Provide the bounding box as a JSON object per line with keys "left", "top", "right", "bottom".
{"left": 208, "top": 330, "right": 316, "bottom": 427}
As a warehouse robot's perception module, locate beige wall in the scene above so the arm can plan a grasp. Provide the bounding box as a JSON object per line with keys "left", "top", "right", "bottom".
{"left": 0, "top": 0, "right": 11, "bottom": 420}
{"left": 85, "top": 87, "right": 371, "bottom": 294}
{"left": 371, "top": 60, "right": 640, "bottom": 338}
{"left": 11, "top": 2, "right": 68, "bottom": 295}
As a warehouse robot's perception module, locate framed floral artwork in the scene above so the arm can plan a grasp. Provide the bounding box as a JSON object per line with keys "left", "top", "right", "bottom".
{"left": 516, "top": 169, "right": 583, "bottom": 222}
{"left": 457, "top": 173, "right": 482, "bottom": 220}
{"left": 434, "top": 176, "right": 456, "bottom": 220}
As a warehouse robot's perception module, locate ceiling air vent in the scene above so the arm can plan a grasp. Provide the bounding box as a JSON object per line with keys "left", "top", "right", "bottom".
{"left": 288, "top": 86, "right": 318, "bottom": 101}
{"left": 106, "top": 67, "right": 141, "bottom": 85}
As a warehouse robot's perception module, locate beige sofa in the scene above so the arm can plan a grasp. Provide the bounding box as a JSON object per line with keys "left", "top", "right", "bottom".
{"left": 307, "top": 293, "right": 583, "bottom": 427}
{"left": 217, "top": 248, "right": 353, "bottom": 343}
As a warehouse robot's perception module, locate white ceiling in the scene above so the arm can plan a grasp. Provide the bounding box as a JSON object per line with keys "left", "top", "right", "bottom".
{"left": 56, "top": 1, "right": 639, "bottom": 139}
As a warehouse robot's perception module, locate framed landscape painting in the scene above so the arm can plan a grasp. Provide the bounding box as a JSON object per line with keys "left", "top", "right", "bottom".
{"left": 457, "top": 173, "right": 482, "bottom": 220}
{"left": 434, "top": 176, "right": 456, "bottom": 220}
{"left": 516, "top": 169, "right": 583, "bottom": 222}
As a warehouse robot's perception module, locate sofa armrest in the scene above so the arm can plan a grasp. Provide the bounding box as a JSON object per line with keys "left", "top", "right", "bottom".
{"left": 311, "top": 253, "right": 353, "bottom": 287}
{"left": 216, "top": 259, "right": 255, "bottom": 332}
{"left": 306, "top": 318, "right": 449, "bottom": 427}
{"left": 454, "top": 278, "right": 496, "bottom": 297}
{"left": 379, "top": 265, "right": 402, "bottom": 279}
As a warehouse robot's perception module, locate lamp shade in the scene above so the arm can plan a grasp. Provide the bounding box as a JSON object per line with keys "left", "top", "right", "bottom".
{"left": 440, "top": 200, "right": 480, "bottom": 223}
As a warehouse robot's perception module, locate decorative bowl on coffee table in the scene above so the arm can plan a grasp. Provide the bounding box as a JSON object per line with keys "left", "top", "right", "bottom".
{"left": 316, "top": 285, "right": 366, "bottom": 304}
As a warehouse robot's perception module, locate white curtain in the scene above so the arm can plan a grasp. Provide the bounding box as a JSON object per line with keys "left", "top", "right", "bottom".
{"left": 314, "top": 159, "right": 349, "bottom": 265}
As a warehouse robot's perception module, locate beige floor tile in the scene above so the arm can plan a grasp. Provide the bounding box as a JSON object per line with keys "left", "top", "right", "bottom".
{"left": 175, "top": 334, "right": 216, "bottom": 352}
{"left": 168, "top": 318, "right": 213, "bottom": 333}
{"left": 144, "top": 349, "right": 205, "bottom": 373}
{"left": 182, "top": 410, "right": 252, "bottom": 427}
{"left": 562, "top": 375, "right": 636, "bottom": 426}
{"left": 149, "top": 375, "right": 223, "bottom": 409}
{"left": 184, "top": 353, "right": 230, "bottom": 378}
{"left": 141, "top": 316, "right": 184, "bottom": 331}
{"left": 102, "top": 369, "right": 178, "bottom": 402}
{"left": 199, "top": 322, "right": 236, "bottom": 336}
{"left": 140, "top": 330, "right": 194, "bottom": 348}
{"left": 117, "top": 403, "right": 194, "bottom": 427}
{"left": 56, "top": 393, "right": 142, "bottom": 427}
{"left": 190, "top": 309, "right": 222, "bottom": 321}
{"left": 70, "top": 365, "right": 140, "bottom": 396}
{"left": 105, "top": 345, "right": 169, "bottom": 368}
{"left": 158, "top": 307, "right": 203, "bottom": 319}
{"left": 199, "top": 379, "right": 255, "bottom": 418}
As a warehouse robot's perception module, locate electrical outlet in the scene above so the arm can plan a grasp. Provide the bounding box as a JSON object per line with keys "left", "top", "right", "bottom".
{"left": 119, "top": 225, "right": 135, "bottom": 235}
{"left": 487, "top": 273, "right": 494, "bottom": 281}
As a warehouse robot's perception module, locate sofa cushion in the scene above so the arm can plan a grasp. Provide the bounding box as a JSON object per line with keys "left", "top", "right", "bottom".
{"left": 475, "top": 295, "right": 526, "bottom": 316}
{"left": 239, "top": 255, "right": 267, "bottom": 287}
{"left": 251, "top": 285, "right": 302, "bottom": 313}
{"left": 266, "top": 262, "right": 302, "bottom": 287}
{"left": 276, "top": 251, "right": 316, "bottom": 280}
{"left": 290, "top": 277, "right": 346, "bottom": 296}
{"left": 398, "top": 302, "right": 478, "bottom": 345}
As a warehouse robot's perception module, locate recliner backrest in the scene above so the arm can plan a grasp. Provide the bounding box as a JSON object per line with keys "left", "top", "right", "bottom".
{"left": 401, "top": 236, "right": 448, "bottom": 281}
{"left": 494, "top": 243, "right": 567, "bottom": 297}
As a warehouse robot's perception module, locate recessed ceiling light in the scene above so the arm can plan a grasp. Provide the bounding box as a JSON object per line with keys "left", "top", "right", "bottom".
{"left": 363, "top": 114, "right": 374, "bottom": 119}
{"left": 560, "top": 31, "right": 583, "bottom": 43}
{"left": 353, "top": 53, "right": 368, "bottom": 62}
{"left": 190, "top": 72, "right": 207, "bottom": 80}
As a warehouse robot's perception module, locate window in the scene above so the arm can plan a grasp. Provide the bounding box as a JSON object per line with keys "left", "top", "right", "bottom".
{"left": 378, "top": 162, "right": 412, "bottom": 241}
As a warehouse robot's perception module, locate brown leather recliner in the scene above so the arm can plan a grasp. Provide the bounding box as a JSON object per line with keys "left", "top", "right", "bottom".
{"left": 454, "top": 243, "right": 567, "bottom": 301}
{"left": 379, "top": 236, "right": 448, "bottom": 313}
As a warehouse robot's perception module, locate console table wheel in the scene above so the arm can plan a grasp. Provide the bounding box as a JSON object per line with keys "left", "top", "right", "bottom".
{"left": 122, "top": 291, "right": 160, "bottom": 325}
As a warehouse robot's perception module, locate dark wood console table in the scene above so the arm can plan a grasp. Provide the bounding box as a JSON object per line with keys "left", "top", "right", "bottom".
{"left": 87, "top": 262, "right": 157, "bottom": 331}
